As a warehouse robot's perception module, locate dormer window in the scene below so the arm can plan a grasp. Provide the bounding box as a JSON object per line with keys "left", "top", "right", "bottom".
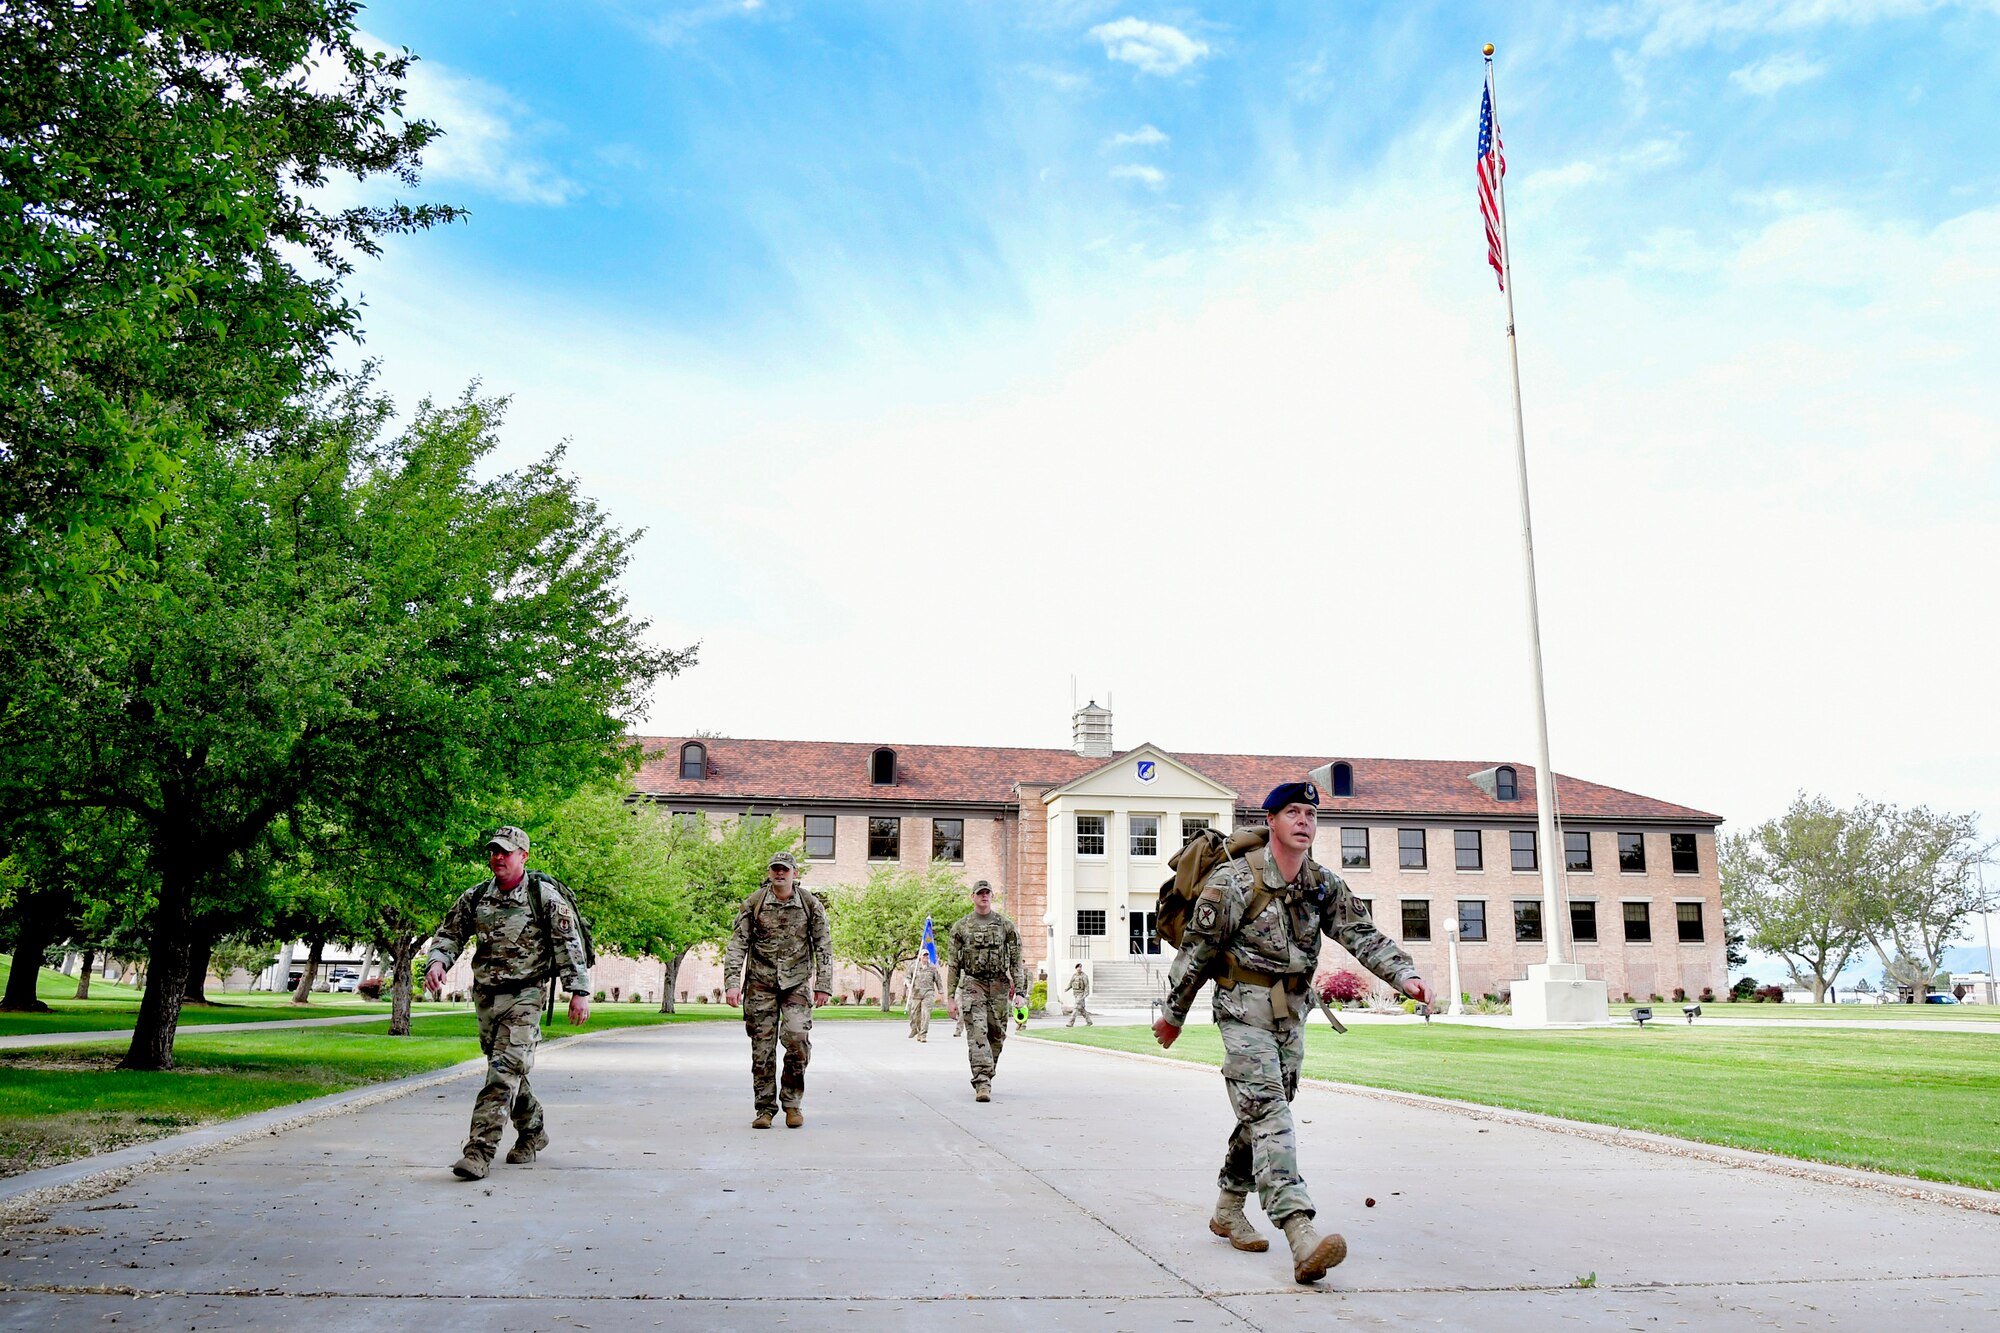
{"left": 1496, "top": 766, "right": 1518, "bottom": 801}
{"left": 679, "top": 742, "right": 708, "bottom": 781}
{"left": 1330, "top": 762, "right": 1354, "bottom": 798}
{"left": 870, "top": 747, "right": 897, "bottom": 786}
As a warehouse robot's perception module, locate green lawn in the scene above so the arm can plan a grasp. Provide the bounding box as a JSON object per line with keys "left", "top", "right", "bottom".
{"left": 1043, "top": 1022, "right": 2000, "bottom": 1191}
{"left": 1626, "top": 1000, "right": 2000, "bottom": 1023}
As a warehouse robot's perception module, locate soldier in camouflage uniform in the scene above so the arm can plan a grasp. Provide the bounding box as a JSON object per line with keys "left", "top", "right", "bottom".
{"left": 1154, "top": 782, "right": 1433, "bottom": 1284}
{"left": 905, "top": 953, "right": 941, "bottom": 1041}
{"left": 945, "top": 880, "right": 1026, "bottom": 1102}
{"left": 1065, "top": 964, "right": 1093, "bottom": 1027}
{"left": 723, "top": 851, "right": 833, "bottom": 1128}
{"left": 425, "top": 825, "right": 592, "bottom": 1181}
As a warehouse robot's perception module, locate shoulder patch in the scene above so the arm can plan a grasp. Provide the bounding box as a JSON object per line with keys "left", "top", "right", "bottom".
{"left": 1192, "top": 899, "right": 1222, "bottom": 935}
{"left": 1196, "top": 884, "right": 1225, "bottom": 904}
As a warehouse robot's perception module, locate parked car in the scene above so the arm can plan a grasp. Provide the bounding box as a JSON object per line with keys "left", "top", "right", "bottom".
{"left": 333, "top": 975, "right": 359, "bottom": 993}
{"left": 1923, "top": 992, "right": 1960, "bottom": 1004}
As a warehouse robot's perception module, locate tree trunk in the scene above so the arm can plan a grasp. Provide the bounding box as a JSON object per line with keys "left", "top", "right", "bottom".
{"left": 879, "top": 966, "right": 895, "bottom": 1012}
{"left": 658, "top": 949, "right": 688, "bottom": 1013}
{"left": 122, "top": 865, "right": 196, "bottom": 1071}
{"left": 359, "top": 944, "right": 378, "bottom": 982}
{"left": 291, "top": 937, "right": 324, "bottom": 1004}
{"left": 2, "top": 909, "right": 55, "bottom": 1012}
{"left": 387, "top": 934, "right": 418, "bottom": 1036}
{"left": 183, "top": 935, "right": 216, "bottom": 1005}
{"left": 74, "top": 948, "right": 95, "bottom": 1000}
{"left": 268, "top": 941, "right": 294, "bottom": 992}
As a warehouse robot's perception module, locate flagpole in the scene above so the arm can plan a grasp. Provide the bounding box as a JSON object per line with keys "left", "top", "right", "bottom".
{"left": 1486, "top": 44, "right": 1566, "bottom": 971}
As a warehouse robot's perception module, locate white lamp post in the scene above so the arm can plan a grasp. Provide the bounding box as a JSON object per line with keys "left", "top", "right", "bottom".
{"left": 1446, "top": 922, "right": 1465, "bottom": 1017}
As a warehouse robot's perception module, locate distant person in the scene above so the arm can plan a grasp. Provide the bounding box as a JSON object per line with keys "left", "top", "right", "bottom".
{"left": 906, "top": 953, "right": 942, "bottom": 1042}
{"left": 424, "top": 826, "right": 591, "bottom": 1181}
{"left": 946, "top": 881, "right": 1026, "bottom": 1102}
{"left": 1065, "top": 964, "right": 1093, "bottom": 1027}
{"left": 1153, "top": 782, "right": 1433, "bottom": 1284}
{"left": 723, "top": 852, "right": 832, "bottom": 1128}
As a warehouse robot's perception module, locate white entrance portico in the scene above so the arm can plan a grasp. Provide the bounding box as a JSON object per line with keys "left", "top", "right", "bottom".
{"left": 1042, "top": 744, "right": 1237, "bottom": 985}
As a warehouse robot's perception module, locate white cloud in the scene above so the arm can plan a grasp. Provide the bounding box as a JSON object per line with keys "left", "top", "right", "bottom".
{"left": 1730, "top": 51, "right": 1827, "bottom": 93}
{"left": 1088, "top": 17, "right": 1212, "bottom": 75}
{"left": 1105, "top": 124, "right": 1170, "bottom": 149}
{"left": 646, "top": 0, "right": 767, "bottom": 48}
{"left": 1598, "top": 0, "right": 1959, "bottom": 58}
{"left": 399, "top": 58, "right": 578, "bottom": 205}
{"left": 1109, "top": 163, "right": 1167, "bottom": 188}
{"left": 1522, "top": 135, "right": 1683, "bottom": 195}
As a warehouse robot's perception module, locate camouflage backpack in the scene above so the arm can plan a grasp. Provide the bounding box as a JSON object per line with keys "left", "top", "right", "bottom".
{"left": 477, "top": 870, "right": 598, "bottom": 1001}
{"left": 1156, "top": 826, "right": 1272, "bottom": 949}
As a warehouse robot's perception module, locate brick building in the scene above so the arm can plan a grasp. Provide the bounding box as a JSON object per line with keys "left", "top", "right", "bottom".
{"left": 623, "top": 705, "right": 1726, "bottom": 1009}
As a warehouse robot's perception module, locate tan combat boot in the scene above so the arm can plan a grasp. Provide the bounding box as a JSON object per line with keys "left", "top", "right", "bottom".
{"left": 785, "top": 1108, "right": 803, "bottom": 1128}
{"left": 1280, "top": 1214, "right": 1347, "bottom": 1284}
{"left": 450, "top": 1153, "right": 490, "bottom": 1181}
{"left": 504, "top": 1129, "right": 548, "bottom": 1164}
{"left": 751, "top": 1112, "right": 774, "bottom": 1129}
{"left": 974, "top": 1082, "right": 991, "bottom": 1102}
{"left": 1208, "top": 1190, "right": 1270, "bottom": 1252}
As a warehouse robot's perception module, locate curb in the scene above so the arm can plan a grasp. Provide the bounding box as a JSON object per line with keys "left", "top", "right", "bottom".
{"left": 1023, "top": 1032, "right": 2000, "bottom": 1217}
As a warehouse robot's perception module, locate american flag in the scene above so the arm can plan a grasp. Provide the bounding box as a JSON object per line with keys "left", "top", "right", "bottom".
{"left": 1477, "top": 81, "right": 1506, "bottom": 289}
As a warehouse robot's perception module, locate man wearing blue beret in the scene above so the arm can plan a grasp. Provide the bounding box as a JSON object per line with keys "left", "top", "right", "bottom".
{"left": 1153, "top": 779, "right": 1433, "bottom": 1283}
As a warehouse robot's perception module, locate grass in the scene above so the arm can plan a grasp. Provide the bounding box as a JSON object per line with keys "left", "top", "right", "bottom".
{"left": 1617, "top": 1000, "right": 2000, "bottom": 1023}
{"left": 1042, "top": 1021, "right": 2000, "bottom": 1191}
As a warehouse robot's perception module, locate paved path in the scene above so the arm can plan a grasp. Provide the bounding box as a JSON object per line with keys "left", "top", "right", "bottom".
{"left": 3, "top": 1021, "right": 1997, "bottom": 1330}
{"left": 0, "top": 1009, "right": 462, "bottom": 1050}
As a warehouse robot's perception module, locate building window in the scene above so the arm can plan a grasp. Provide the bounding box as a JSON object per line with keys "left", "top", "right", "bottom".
{"left": 742, "top": 812, "right": 771, "bottom": 833}
{"left": 868, "top": 817, "right": 900, "bottom": 860}
{"left": 1570, "top": 900, "right": 1598, "bottom": 942}
{"left": 1670, "top": 833, "right": 1699, "bottom": 875}
{"left": 1565, "top": 830, "right": 1592, "bottom": 872}
{"left": 1399, "top": 828, "right": 1427, "bottom": 870}
{"left": 1511, "top": 830, "right": 1537, "bottom": 872}
{"left": 670, "top": 809, "right": 700, "bottom": 832}
{"left": 1454, "top": 829, "right": 1482, "bottom": 871}
{"left": 1496, "top": 766, "right": 1518, "bottom": 800}
{"left": 1401, "top": 900, "right": 1431, "bottom": 941}
{"left": 1330, "top": 761, "right": 1354, "bottom": 797}
{"left": 1181, "top": 816, "right": 1210, "bottom": 845}
{"left": 1514, "top": 900, "right": 1543, "bottom": 942}
{"left": 1076, "top": 814, "right": 1107, "bottom": 857}
{"left": 1131, "top": 815, "right": 1160, "bottom": 858}
{"left": 678, "top": 741, "right": 707, "bottom": 780}
{"left": 1457, "top": 900, "right": 1486, "bottom": 941}
{"left": 803, "top": 814, "right": 836, "bottom": 859}
{"left": 1618, "top": 832, "right": 1646, "bottom": 872}
{"left": 1341, "top": 827, "right": 1370, "bottom": 869}
{"left": 1623, "top": 901, "right": 1652, "bottom": 942}
{"left": 1076, "top": 910, "right": 1107, "bottom": 936}
{"left": 870, "top": 747, "right": 896, "bottom": 785}
{"left": 1676, "top": 902, "right": 1705, "bottom": 942}
{"left": 932, "top": 818, "right": 964, "bottom": 862}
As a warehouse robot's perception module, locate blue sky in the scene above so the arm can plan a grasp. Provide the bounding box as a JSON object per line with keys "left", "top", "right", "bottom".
{"left": 339, "top": 1, "right": 2000, "bottom": 965}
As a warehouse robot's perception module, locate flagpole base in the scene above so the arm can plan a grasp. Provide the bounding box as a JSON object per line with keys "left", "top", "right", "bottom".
{"left": 1510, "top": 962, "right": 1610, "bottom": 1027}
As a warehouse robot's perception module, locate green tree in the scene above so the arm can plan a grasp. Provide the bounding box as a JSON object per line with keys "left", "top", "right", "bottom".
{"left": 1850, "top": 804, "right": 1993, "bottom": 1002}
{"left": 0, "top": 0, "right": 460, "bottom": 596}
{"left": 825, "top": 861, "right": 968, "bottom": 1011}
{"left": 1720, "top": 795, "right": 1874, "bottom": 1002}
{"left": 0, "top": 381, "right": 689, "bottom": 1068}
{"left": 207, "top": 936, "right": 279, "bottom": 994}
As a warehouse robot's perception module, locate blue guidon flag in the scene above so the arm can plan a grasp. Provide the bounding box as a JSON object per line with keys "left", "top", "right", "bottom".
{"left": 921, "top": 916, "right": 938, "bottom": 967}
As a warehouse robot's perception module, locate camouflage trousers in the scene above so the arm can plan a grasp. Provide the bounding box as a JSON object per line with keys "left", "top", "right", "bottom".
{"left": 1066, "top": 993, "right": 1092, "bottom": 1026}
{"left": 744, "top": 983, "right": 813, "bottom": 1114}
{"left": 1216, "top": 1008, "right": 1313, "bottom": 1224}
{"left": 465, "top": 984, "right": 545, "bottom": 1162}
{"left": 956, "top": 974, "right": 1011, "bottom": 1086}
{"left": 907, "top": 990, "right": 934, "bottom": 1039}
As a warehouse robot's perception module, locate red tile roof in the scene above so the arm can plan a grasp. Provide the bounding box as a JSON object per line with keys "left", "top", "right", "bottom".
{"left": 631, "top": 737, "right": 1720, "bottom": 824}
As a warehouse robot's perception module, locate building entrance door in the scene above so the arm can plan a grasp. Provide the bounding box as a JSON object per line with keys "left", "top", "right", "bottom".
{"left": 1128, "top": 910, "right": 1160, "bottom": 956}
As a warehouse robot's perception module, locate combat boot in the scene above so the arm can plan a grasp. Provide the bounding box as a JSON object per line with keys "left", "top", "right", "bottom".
{"left": 450, "top": 1152, "right": 490, "bottom": 1181}
{"left": 1208, "top": 1190, "right": 1270, "bottom": 1252}
{"left": 1280, "top": 1214, "right": 1347, "bottom": 1284}
{"left": 505, "top": 1129, "right": 548, "bottom": 1164}
{"left": 751, "top": 1111, "right": 774, "bottom": 1129}
{"left": 974, "top": 1082, "right": 991, "bottom": 1102}
{"left": 785, "top": 1108, "right": 803, "bottom": 1128}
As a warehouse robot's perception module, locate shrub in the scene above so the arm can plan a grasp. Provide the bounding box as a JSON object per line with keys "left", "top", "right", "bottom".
{"left": 679, "top": 990, "right": 688, "bottom": 1003}
{"left": 356, "top": 977, "right": 385, "bottom": 1000}
{"left": 1730, "top": 976, "right": 1758, "bottom": 1001}
{"left": 1698, "top": 987, "right": 1715, "bottom": 1003}
{"left": 1030, "top": 980, "right": 1048, "bottom": 1015}
{"left": 594, "top": 990, "right": 607, "bottom": 1002}
{"left": 1671, "top": 987, "right": 1687, "bottom": 1003}
{"left": 1648, "top": 993, "right": 1664, "bottom": 1003}
{"left": 1318, "top": 969, "right": 1369, "bottom": 1005}
{"left": 1756, "top": 985, "right": 1785, "bottom": 1003}
{"left": 1620, "top": 992, "right": 1634, "bottom": 1003}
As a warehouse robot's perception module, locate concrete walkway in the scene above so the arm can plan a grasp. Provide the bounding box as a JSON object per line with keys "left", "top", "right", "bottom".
{"left": 2, "top": 1021, "right": 1997, "bottom": 1330}
{"left": 0, "top": 1008, "right": 463, "bottom": 1050}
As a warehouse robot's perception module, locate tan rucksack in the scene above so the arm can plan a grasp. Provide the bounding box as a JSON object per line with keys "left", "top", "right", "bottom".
{"left": 1157, "top": 826, "right": 1272, "bottom": 949}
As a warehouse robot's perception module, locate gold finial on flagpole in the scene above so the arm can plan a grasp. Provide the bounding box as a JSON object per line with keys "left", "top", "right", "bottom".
{"left": 1483, "top": 43, "right": 1495, "bottom": 57}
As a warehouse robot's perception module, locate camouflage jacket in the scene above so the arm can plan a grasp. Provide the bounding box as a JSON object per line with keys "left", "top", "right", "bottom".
{"left": 1162, "top": 849, "right": 1414, "bottom": 1028}
{"left": 722, "top": 885, "right": 833, "bottom": 995}
{"left": 427, "top": 870, "right": 591, "bottom": 995}
{"left": 947, "top": 911, "right": 1026, "bottom": 992}
{"left": 1067, "top": 971, "right": 1090, "bottom": 998}
{"left": 906, "top": 960, "right": 941, "bottom": 997}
